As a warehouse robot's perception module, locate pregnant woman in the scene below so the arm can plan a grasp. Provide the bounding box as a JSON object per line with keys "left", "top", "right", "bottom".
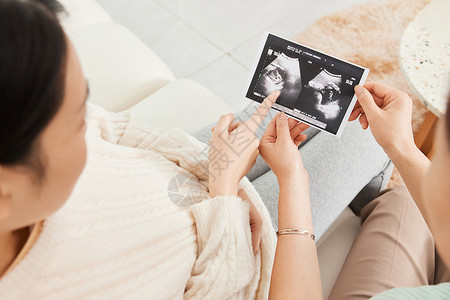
{"left": 0, "top": 1, "right": 285, "bottom": 298}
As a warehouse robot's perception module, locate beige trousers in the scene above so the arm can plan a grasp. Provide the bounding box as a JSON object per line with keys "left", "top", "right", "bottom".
{"left": 329, "top": 186, "right": 450, "bottom": 299}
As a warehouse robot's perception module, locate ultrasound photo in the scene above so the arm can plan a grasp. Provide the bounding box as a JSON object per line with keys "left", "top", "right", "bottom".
{"left": 245, "top": 32, "right": 370, "bottom": 137}
{"left": 254, "top": 51, "right": 302, "bottom": 108}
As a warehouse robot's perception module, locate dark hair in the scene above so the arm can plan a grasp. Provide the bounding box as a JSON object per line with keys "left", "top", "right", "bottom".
{"left": 0, "top": 0, "right": 67, "bottom": 171}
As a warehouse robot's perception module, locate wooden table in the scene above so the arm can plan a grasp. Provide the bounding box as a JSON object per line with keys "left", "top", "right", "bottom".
{"left": 399, "top": 0, "right": 450, "bottom": 158}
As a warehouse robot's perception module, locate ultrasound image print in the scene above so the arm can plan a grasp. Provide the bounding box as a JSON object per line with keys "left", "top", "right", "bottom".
{"left": 254, "top": 52, "right": 302, "bottom": 108}
{"left": 306, "top": 69, "right": 343, "bottom": 121}
{"left": 246, "top": 32, "right": 369, "bottom": 137}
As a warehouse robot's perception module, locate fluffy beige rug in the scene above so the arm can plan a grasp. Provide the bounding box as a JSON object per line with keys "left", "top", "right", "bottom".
{"left": 295, "top": 0, "right": 430, "bottom": 187}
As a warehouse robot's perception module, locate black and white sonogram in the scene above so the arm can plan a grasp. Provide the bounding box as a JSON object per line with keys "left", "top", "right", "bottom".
{"left": 245, "top": 32, "right": 370, "bottom": 137}
{"left": 254, "top": 52, "right": 302, "bottom": 108}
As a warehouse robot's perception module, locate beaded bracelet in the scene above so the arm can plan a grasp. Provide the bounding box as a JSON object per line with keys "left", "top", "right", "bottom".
{"left": 276, "top": 229, "right": 316, "bottom": 241}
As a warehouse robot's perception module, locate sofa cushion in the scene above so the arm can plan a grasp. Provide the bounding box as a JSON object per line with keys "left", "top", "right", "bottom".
{"left": 127, "top": 79, "right": 233, "bottom": 133}
{"left": 69, "top": 22, "right": 175, "bottom": 112}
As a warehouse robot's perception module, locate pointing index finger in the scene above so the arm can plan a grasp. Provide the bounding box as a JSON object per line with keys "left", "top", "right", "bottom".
{"left": 246, "top": 90, "right": 280, "bottom": 132}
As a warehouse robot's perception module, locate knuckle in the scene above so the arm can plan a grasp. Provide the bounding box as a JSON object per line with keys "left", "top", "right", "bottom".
{"left": 265, "top": 95, "right": 275, "bottom": 105}
{"left": 220, "top": 113, "right": 233, "bottom": 120}
{"left": 360, "top": 90, "right": 370, "bottom": 99}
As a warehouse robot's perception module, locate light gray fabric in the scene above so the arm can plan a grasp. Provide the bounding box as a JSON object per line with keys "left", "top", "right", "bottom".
{"left": 251, "top": 120, "right": 391, "bottom": 240}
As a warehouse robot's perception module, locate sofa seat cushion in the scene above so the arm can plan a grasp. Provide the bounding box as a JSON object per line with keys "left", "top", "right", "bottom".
{"left": 127, "top": 79, "right": 233, "bottom": 133}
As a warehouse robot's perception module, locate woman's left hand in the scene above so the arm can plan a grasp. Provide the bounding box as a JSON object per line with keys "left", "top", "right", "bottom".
{"left": 208, "top": 91, "right": 280, "bottom": 197}
{"left": 259, "top": 112, "right": 309, "bottom": 184}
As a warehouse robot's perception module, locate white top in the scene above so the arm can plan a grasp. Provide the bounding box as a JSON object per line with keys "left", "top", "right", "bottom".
{"left": 399, "top": 0, "right": 450, "bottom": 116}
{"left": 0, "top": 103, "right": 276, "bottom": 299}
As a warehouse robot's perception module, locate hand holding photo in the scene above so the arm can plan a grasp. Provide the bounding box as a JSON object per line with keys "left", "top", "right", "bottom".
{"left": 245, "top": 32, "right": 370, "bottom": 137}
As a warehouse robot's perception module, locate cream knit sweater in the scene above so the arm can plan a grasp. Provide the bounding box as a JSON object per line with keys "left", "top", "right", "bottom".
{"left": 0, "top": 104, "right": 276, "bottom": 299}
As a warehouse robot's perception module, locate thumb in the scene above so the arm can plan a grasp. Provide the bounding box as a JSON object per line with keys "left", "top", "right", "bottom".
{"left": 355, "top": 85, "right": 380, "bottom": 118}
{"left": 276, "top": 113, "right": 291, "bottom": 142}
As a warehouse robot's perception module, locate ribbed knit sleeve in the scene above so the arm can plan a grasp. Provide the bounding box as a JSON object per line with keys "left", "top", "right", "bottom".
{"left": 237, "top": 176, "right": 276, "bottom": 299}
{"left": 185, "top": 196, "right": 256, "bottom": 299}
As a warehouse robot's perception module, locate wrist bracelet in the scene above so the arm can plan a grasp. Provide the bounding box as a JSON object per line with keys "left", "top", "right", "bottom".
{"left": 276, "top": 229, "right": 315, "bottom": 241}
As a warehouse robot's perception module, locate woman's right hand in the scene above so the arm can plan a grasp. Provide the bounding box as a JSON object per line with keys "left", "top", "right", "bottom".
{"left": 350, "top": 81, "right": 416, "bottom": 158}
{"left": 259, "top": 112, "right": 309, "bottom": 183}
{"left": 208, "top": 91, "right": 280, "bottom": 197}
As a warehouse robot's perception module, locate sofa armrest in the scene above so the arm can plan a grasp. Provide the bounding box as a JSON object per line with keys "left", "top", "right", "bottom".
{"left": 317, "top": 207, "right": 361, "bottom": 299}
{"left": 58, "top": 0, "right": 113, "bottom": 33}
{"left": 70, "top": 22, "right": 175, "bottom": 112}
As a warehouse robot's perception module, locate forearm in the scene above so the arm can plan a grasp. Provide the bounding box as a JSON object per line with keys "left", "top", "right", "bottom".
{"left": 277, "top": 178, "right": 313, "bottom": 231}
{"left": 387, "top": 143, "right": 430, "bottom": 213}
{"left": 269, "top": 174, "right": 322, "bottom": 300}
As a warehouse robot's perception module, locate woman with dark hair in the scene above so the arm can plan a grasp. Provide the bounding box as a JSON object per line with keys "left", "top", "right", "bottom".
{"left": 0, "top": 0, "right": 289, "bottom": 298}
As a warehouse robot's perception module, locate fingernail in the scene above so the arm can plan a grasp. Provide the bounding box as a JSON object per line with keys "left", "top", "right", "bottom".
{"left": 274, "top": 90, "right": 281, "bottom": 97}
{"left": 279, "top": 112, "right": 286, "bottom": 119}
